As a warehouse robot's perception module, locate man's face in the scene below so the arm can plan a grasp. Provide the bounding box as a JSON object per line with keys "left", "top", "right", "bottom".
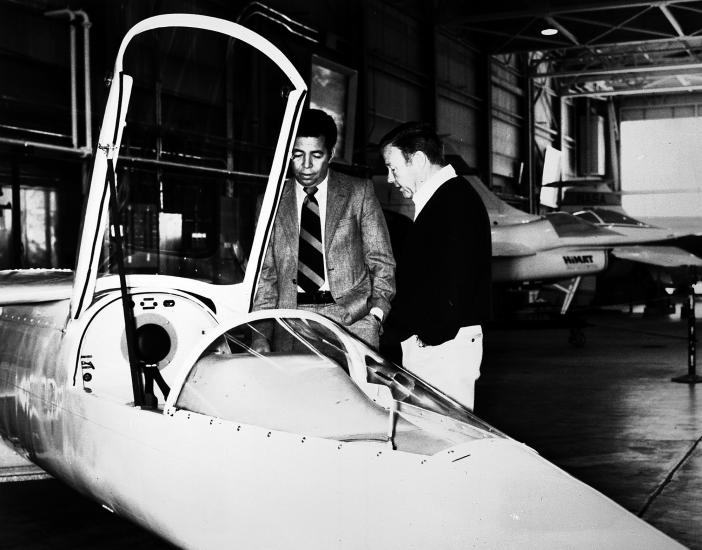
{"left": 291, "top": 136, "right": 333, "bottom": 188}
{"left": 382, "top": 145, "right": 418, "bottom": 199}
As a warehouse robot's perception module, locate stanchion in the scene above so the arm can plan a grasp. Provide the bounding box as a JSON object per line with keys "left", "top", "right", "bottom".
{"left": 673, "top": 268, "right": 702, "bottom": 384}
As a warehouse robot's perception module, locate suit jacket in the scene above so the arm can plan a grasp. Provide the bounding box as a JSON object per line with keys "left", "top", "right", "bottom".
{"left": 253, "top": 169, "right": 395, "bottom": 325}
{"left": 384, "top": 175, "right": 492, "bottom": 347}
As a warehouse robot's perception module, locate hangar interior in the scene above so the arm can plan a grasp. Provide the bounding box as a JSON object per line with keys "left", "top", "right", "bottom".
{"left": 3, "top": 0, "right": 702, "bottom": 307}
{"left": 1, "top": 1, "right": 702, "bottom": 549}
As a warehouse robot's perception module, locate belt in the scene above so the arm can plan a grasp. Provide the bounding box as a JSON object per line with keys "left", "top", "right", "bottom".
{"left": 297, "top": 290, "right": 335, "bottom": 305}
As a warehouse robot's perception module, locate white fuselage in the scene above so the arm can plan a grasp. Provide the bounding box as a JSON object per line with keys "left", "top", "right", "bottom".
{"left": 0, "top": 272, "right": 684, "bottom": 549}
{"left": 0, "top": 14, "right": 686, "bottom": 550}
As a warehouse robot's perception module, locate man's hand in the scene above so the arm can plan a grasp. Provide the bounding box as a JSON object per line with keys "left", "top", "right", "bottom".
{"left": 370, "top": 307, "right": 384, "bottom": 335}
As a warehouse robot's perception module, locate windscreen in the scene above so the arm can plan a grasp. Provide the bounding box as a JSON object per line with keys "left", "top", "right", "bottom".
{"left": 182, "top": 315, "right": 503, "bottom": 436}
{"left": 590, "top": 208, "right": 650, "bottom": 226}
{"left": 363, "top": 350, "right": 502, "bottom": 433}
{"left": 547, "top": 212, "right": 621, "bottom": 238}
{"left": 572, "top": 210, "right": 601, "bottom": 224}
{"left": 96, "top": 27, "right": 293, "bottom": 284}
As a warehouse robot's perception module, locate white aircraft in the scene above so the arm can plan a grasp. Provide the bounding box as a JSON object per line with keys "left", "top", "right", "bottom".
{"left": 0, "top": 14, "right": 686, "bottom": 549}
{"left": 461, "top": 178, "right": 702, "bottom": 314}
{"left": 572, "top": 207, "right": 702, "bottom": 283}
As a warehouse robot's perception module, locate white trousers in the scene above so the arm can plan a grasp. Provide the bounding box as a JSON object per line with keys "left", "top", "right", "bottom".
{"left": 401, "top": 325, "right": 483, "bottom": 410}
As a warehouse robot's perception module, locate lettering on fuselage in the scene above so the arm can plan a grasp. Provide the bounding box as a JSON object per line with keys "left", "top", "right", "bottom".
{"left": 80, "top": 355, "right": 95, "bottom": 390}
{"left": 563, "top": 255, "right": 594, "bottom": 265}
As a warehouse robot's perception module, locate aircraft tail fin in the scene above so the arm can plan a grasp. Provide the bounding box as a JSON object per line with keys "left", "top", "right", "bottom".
{"left": 465, "top": 176, "right": 541, "bottom": 226}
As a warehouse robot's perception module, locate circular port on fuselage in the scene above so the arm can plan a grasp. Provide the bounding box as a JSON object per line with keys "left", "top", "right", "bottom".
{"left": 136, "top": 323, "right": 172, "bottom": 364}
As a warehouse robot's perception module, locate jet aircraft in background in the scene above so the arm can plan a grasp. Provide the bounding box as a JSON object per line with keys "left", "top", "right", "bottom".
{"left": 375, "top": 165, "right": 702, "bottom": 314}
{"left": 476, "top": 176, "right": 702, "bottom": 313}
{"left": 382, "top": 174, "right": 702, "bottom": 315}
{"left": 400, "top": 174, "right": 700, "bottom": 316}
{"left": 538, "top": 180, "right": 702, "bottom": 311}
{"left": 0, "top": 14, "right": 685, "bottom": 550}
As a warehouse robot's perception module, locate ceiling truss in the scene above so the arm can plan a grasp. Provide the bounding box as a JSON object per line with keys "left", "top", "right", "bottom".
{"left": 435, "top": 0, "right": 702, "bottom": 97}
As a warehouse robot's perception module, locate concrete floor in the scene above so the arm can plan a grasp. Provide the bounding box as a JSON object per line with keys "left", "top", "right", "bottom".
{"left": 0, "top": 305, "right": 700, "bottom": 548}
{"left": 476, "top": 306, "right": 701, "bottom": 550}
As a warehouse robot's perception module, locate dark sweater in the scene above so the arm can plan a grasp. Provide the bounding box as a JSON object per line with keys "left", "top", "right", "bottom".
{"left": 383, "top": 175, "right": 492, "bottom": 352}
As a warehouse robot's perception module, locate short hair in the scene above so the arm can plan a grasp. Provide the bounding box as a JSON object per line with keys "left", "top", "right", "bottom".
{"left": 296, "top": 108, "right": 338, "bottom": 153}
{"left": 379, "top": 121, "right": 445, "bottom": 166}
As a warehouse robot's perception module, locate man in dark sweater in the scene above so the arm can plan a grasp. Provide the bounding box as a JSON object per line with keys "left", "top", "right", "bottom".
{"left": 379, "top": 122, "right": 491, "bottom": 410}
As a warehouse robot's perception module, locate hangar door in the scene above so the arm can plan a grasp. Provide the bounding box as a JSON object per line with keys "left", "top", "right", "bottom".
{"left": 620, "top": 103, "right": 702, "bottom": 218}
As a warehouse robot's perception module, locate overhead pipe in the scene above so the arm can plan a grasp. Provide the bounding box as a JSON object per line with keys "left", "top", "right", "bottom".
{"left": 533, "top": 61, "right": 702, "bottom": 80}
{"left": 0, "top": 134, "right": 272, "bottom": 176}
{"left": 236, "top": 1, "right": 319, "bottom": 43}
{"left": 0, "top": 136, "right": 91, "bottom": 156}
{"left": 119, "top": 154, "right": 268, "bottom": 179}
{"left": 45, "top": 9, "right": 78, "bottom": 149}
{"left": 45, "top": 8, "right": 92, "bottom": 154}
{"left": 561, "top": 84, "right": 702, "bottom": 97}
{"left": 75, "top": 9, "right": 93, "bottom": 152}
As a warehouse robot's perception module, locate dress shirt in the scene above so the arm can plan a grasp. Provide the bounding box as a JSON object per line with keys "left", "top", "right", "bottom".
{"left": 295, "top": 175, "right": 329, "bottom": 291}
{"left": 412, "top": 164, "right": 457, "bottom": 220}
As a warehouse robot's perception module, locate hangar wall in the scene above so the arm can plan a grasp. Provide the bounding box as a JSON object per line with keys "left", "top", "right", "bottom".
{"left": 0, "top": 0, "right": 547, "bottom": 271}
{"left": 619, "top": 93, "right": 702, "bottom": 218}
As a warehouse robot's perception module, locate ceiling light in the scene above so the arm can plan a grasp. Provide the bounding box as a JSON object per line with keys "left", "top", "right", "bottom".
{"left": 541, "top": 28, "right": 558, "bottom": 36}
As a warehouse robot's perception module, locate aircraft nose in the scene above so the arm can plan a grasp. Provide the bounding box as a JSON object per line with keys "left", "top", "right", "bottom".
{"left": 425, "top": 439, "right": 684, "bottom": 548}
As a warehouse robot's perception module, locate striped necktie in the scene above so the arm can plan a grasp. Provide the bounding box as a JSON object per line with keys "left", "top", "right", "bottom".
{"left": 297, "top": 185, "right": 325, "bottom": 292}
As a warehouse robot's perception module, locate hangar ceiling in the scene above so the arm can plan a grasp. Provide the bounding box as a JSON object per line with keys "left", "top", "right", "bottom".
{"left": 434, "top": 0, "right": 702, "bottom": 97}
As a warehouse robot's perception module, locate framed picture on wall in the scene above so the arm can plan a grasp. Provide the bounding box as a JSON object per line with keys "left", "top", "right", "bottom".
{"left": 309, "top": 55, "right": 358, "bottom": 164}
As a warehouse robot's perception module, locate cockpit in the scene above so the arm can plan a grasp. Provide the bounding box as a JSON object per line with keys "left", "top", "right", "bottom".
{"left": 573, "top": 208, "right": 652, "bottom": 227}
{"left": 69, "top": 21, "right": 501, "bottom": 459}
{"left": 76, "top": 302, "right": 501, "bottom": 456}
{"left": 171, "top": 313, "right": 502, "bottom": 454}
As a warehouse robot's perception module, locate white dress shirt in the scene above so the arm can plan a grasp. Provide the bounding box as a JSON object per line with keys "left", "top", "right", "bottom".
{"left": 412, "top": 164, "right": 457, "bottom": 220}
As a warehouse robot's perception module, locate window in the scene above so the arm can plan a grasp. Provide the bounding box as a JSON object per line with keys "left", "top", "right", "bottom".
{"left": 309, "top": 55, "right": 358, "bottom": 163}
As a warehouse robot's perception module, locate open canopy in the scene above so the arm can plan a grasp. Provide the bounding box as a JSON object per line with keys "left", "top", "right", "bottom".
{"left": 70, "top": 14, "right": 307, "bottom": 319}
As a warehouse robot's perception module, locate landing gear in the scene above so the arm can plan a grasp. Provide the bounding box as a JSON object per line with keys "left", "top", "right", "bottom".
{"left": 553, "top": 276, "right": 587, "bottom": 346}
{"left": 552, "top": 276, "right": 583, "bottom": 316}
{"left": 491, "top": 277, "right": 589, "bottom": 346}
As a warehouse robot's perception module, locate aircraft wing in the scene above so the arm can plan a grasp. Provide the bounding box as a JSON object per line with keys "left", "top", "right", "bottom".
{"left": 611, "top": 245, "right": 702, "bottom": 268}
{"left": 0, "top": 269, "right": 73, "bottom": 304}
{"left": 492, "top": 241, "right": 537, "bottom": 257}
{"left": 640, "top": 217, "right": 702, "bottom": 237}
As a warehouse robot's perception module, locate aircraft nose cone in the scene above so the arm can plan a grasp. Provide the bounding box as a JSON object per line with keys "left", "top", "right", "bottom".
{"left": 424, "top": 439, "right": 685, "bottom": 549}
